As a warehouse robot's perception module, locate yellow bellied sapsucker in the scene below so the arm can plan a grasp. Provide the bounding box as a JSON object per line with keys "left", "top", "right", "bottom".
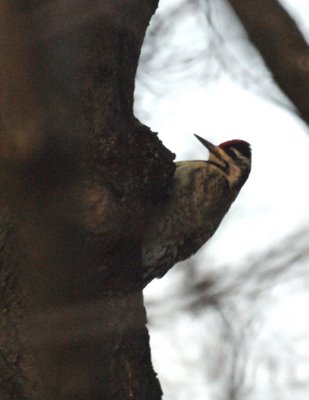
{"left": 142, "top": 134, "right": 251, "bottom": 287}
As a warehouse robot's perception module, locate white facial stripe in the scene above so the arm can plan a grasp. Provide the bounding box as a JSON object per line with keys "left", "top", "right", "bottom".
{"left": 232, "top": 148, "right": 251, "bottom": 166}
{"left": 211, "top": 147, "right": 249, "bottom": 186}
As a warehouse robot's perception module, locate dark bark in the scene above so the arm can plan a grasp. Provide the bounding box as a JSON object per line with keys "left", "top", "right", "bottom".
{"left": 227, "top": 0, "right": 309, "bottom": 125}
{"left": 0, "top": 1, "right": 174, "bottom": 399}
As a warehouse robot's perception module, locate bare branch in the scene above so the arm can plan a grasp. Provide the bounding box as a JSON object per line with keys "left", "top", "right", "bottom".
{"left": 227, "top": 0, "right": 309, "bottom": 125}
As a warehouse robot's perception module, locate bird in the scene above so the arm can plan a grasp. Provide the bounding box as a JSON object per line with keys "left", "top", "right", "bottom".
{"left": 142, "top": 134, "right": 251, "bottom": 287}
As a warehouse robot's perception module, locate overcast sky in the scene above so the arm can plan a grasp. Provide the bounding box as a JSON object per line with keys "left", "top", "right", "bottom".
{"left": 135, "top": 1, "right": 309, "bottom": 399}
{"left": 136, "top": 0, "right": 309, "bottom": 268}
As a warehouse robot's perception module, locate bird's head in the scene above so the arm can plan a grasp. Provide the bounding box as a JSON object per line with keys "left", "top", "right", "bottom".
{"left": 194, "top": 134, "right": 252, "bottom": 190}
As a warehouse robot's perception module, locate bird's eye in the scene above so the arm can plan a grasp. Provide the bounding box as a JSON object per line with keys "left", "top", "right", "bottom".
{"left": 220, "top": 141, "right": 251, "bottom": 160}
{"left": 225, "top": 147, "right": 238, "bottom": 160}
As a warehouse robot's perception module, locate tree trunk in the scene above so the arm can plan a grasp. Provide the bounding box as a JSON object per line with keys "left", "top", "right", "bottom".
{"left": 0, "top": 1, "right": 174, "bottom": 399}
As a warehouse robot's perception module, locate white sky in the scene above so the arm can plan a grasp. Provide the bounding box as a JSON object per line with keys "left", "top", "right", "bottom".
{"left": 136, "top": 0, "right": 309, "bottom": 268}
{"left": 135, "top": 0, "right": 309, "bottom": 399}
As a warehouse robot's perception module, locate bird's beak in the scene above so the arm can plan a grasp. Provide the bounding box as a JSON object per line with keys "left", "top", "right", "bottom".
{"left": 194, "top": 134, "right": 216, "bottom": 153}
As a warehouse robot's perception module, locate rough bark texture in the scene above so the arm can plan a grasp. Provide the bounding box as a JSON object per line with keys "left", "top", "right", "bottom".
{"left": 0, "top": 1, "right": 175, "bottom": 399}
{"left": 227, "top": 0, "right": 309, "bottom": 124}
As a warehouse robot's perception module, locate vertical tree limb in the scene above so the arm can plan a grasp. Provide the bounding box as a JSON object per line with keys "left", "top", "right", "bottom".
{"left": 0, "top": 1, "right": 173, "bottom": 399}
